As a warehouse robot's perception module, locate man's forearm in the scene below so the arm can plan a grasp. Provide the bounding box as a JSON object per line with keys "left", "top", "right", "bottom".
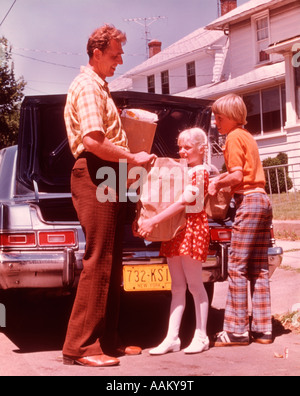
{"left": 83, "top": 132, "right": 133, "bottom": 161}
{"left": 83, "top": 131, "right": 156, "bottom": 166}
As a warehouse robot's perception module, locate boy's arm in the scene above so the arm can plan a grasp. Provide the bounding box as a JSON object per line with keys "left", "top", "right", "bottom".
{"left": 208, "top": 170, "right": 243, "bottom": 196}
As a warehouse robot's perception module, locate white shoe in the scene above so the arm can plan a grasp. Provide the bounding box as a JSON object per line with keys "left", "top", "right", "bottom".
{"left": 184, "top": 336, "right": 209, "bottom": 354}
{"left": 149, "top": 338, "right": 181, "bottom": 355}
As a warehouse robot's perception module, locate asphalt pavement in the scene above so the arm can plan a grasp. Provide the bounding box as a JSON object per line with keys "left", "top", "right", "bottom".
{"left": 0, "top": 239, "right": 299, "bottom": 378}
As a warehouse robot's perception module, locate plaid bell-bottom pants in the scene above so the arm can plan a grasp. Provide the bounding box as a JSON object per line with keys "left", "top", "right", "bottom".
{"left": 223, "top": 193, "right": 273, "bottom": 334}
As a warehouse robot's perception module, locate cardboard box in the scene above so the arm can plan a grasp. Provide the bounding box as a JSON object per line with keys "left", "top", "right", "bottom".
{"left": 121, "top": 116, "right": 157, "bottom": 153}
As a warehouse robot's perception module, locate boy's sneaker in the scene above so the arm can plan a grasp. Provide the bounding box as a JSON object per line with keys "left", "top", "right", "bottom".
{"left": 251, "top": 332, "right": 273, "bottom": 344}
{"left": 213, "top": 331, "right": 250, "bottom": 347}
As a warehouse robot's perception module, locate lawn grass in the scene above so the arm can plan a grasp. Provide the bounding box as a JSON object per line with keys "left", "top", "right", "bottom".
{"left": 269, "top": 192, "right": 300, "bottom": 220}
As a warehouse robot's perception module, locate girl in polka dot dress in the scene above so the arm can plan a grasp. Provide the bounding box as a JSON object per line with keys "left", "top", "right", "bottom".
{"left": 138, "top": 128, "right": 210, "bottom": 355}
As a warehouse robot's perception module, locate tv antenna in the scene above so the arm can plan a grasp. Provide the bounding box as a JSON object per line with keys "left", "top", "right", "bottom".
{"left": 124, "top": 16, "right": 166, "bottom": 59}
{"left": 0, "top": 0, "right": 17, "bottom": 27}
{"left": 217, "top": 0, "right": 221, "bottom": 18}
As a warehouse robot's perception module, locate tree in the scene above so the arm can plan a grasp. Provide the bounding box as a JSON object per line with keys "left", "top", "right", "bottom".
{"left": 0, "top": 36, "right": 26, "bottom": 149}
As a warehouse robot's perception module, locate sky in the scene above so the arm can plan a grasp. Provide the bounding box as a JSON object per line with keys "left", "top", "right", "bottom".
{"left": 0, "top": 0, "right": 249, "bottom": 96}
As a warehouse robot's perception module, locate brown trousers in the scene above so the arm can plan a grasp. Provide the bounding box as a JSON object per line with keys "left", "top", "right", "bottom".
{"left": 62, "top": 153, "right": 125, "bottom": 358}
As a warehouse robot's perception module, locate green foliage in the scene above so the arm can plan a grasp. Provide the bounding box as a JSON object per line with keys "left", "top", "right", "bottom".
{"left": 0, "top": 37, "right": 26, "bottom": 149}
{"left": 263, "top": 152, "right": 293, "bottom": 194}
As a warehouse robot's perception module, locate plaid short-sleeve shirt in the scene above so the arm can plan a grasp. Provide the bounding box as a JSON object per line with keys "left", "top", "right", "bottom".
{"left": 64, "top": 66, "right": 129, "bottom": 159}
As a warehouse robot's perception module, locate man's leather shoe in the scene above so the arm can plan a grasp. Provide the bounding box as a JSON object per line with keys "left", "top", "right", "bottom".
{"left": 63, "top": 354, "right": 120, "bottom": 367}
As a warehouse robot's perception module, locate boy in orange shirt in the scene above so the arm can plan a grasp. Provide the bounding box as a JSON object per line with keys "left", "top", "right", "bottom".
{"left": 208, "top": 94, "right": 273, "bottom": 346}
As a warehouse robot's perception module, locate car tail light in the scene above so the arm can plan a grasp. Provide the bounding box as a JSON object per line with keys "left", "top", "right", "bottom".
{"left": 210, "top": 229, "right": 232, "bottom": 242}
{"left": 38, "top": 231, "right": 76, "bottom": 247}
{"left": 0, "top": 233, "right": 36, "bottom": 248}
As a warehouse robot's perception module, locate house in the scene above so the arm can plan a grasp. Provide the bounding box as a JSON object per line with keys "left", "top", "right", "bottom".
{"left": 201, "top": 0, "right": 300, "bottom": 188}
{"left": 109, "top": 27, "right": 227, "bottom": 93}
{"left": 109, "top": 0, "right": 300, "bottom": 189}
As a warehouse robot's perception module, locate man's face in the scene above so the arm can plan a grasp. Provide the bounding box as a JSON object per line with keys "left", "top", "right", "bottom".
{"left": 94, "top": 39, "right": 124, "bottom": 80}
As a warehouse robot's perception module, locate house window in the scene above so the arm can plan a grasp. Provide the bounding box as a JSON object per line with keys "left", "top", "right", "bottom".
{"left": 147, "top": 75, "right": 155, "bottom": 93}
{"left": 243, "top": 85, "right": 286, "bottom": 135}
{"left": 254, "top": 14, "right": 270, "bottom": 63}
{"left": 161, "top": 70, "right": 170, "bottom": 95}
{"left": 243, "top": 92, "right": 261, "bottom": 134}
{"left": 187, "top": 61, "right": 196, "bottom": 89}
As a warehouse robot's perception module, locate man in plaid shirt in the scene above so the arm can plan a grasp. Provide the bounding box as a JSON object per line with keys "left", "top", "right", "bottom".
{"left": 63, "top": 25, "right": 155, "bottom": 368}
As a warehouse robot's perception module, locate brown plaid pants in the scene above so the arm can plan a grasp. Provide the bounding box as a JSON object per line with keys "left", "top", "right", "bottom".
{"left": 63, "top": 153, "right": 125, "bottom": 358}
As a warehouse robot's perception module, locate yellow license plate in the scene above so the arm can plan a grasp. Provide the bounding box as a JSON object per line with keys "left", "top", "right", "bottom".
{"left": 123, "top": 263, "right": 171, "bottom": 292}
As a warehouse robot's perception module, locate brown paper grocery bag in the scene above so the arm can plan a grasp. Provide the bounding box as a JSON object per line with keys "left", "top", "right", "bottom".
{"left": 204, "top": 188, "right": 232, "bottom": 220}
{"left": 121, "top": 117, "right": 157, "bottom": 154}
{"left": 136, "top": 157, "right": 188, "bottom": 242}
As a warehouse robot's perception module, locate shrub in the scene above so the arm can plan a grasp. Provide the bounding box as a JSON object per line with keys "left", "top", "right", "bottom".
{"left": 263, "top": 153, "right": 293, "bottom": 194}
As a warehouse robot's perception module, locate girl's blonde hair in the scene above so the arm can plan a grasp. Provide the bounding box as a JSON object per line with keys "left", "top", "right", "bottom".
{"left": 178, "top": 127, "right": 208, "bottom": 163}
{"left": 212, "top": 93, "right": 248, "bottom": 126}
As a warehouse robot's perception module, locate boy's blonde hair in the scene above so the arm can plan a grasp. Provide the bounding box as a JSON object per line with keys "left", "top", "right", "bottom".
{"left": 178, "top": 127, "right": 208, "bottom": 162}
{"left": 212, "top": 93, "right": 247, "bottom": 126}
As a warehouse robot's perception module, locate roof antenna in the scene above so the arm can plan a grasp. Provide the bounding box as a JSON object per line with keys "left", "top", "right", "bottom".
{"left": 217, "top": 0, "right": 221, "bottom": 18}
{"left": 0, "top": 0, "right": 17, "bottom": 27}
{"left": 124, "top": 16, "right": 166, "bottom": 59}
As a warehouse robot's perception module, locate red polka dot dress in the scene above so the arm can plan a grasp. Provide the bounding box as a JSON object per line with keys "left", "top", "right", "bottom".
{"left": 160, "top": 166, "right": 210, "bottom": 263}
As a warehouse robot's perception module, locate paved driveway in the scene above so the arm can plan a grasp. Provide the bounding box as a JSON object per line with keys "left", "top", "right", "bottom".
{"left": 0, "top": 240, "right": 299, "bottom": 377}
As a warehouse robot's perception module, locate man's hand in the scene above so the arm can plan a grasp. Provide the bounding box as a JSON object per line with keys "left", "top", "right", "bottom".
{"left": 132, "top": 152, "right": 156, "bottom": 166}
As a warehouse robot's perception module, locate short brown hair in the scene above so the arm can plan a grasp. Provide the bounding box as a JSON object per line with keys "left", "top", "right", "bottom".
{"left": 87, "top": 24, "right": 127, "bottom": 58}
{"left": 212, "top": 93, "right": 248, "bottom": 126}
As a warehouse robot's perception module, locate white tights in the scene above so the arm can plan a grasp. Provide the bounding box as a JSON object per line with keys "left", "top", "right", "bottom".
{"left": 165, "top": 255, "right": 208, "bottom": 341}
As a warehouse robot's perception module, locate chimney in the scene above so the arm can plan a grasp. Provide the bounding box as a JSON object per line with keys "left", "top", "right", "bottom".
{"left": 220, "top": 0, "right": 237, "bottom": 16}
{"left": 148, "top": 39, "right": 162, "bottom": 58}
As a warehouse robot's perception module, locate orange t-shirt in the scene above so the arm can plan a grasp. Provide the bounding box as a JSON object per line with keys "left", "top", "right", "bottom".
{"left": 224, "top": 128, "right": 266, "bottom": 195}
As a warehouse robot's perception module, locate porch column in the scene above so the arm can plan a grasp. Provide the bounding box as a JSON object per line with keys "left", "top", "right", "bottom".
{"left": 284, "top": 51, "right": 298, "bottom": 128}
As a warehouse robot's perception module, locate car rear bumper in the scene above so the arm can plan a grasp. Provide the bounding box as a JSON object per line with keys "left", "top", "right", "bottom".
{"left": 0, "top": 245, "right": 283, "bottom": 291}
{"left": 122, "top": 244, "right": 284, "bottom": 291}
{"left": 0, "top": 249, "right": 83, "bottom": 289}
{"left": 268, "top": 246, "right": 283, "bottom": 277}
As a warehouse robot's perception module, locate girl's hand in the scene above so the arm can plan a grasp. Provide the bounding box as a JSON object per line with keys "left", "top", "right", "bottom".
{"left": 132, "top": 219, "right": 140, "bottom": 238}
{"left": 138, "top": 218, "right": 156, "bottom": 239}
